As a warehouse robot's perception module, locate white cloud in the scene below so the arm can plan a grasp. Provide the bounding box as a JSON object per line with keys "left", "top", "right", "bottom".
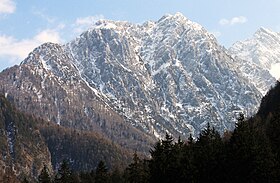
{"left": 73, "top": 15, "right": 104, "bottom": 34}
{"left": 0, "top": 29, "right": 62, "bottom": 66}
{"left": 75, "top": 15, "right": 104, "bottom": 26}
{"left": 270, "top": 63, "right": 280, "bottom": 80}
{"left": 219, "top": 19, "right": 229, "bottom": 26}
{"left": 0, "top": 0, "right": 16, "bottom": 14}
{"left": 219, "top": 16, "right": 247, "bottom": 26}
{"left": 34, "top": 29, "right": 61, "bottom": 43}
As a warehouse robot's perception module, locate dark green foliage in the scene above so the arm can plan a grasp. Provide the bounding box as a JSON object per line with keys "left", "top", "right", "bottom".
{"left": 125, "top": 152, "right": 149, "bottom": 183}
{"left": 227, "top": 114, "right": 276, "bottom": 182}
{"left": 193, "top": 123, "right": 225, "bottom": 182}
{"left": 258, "top": 81, "right": 280, "bottom": 118}
{"left": 38, "top": 165, "right": 51, "bottom": 183}
{"left": 22, "top": 178, "right": 29, "bottom": 183}
{"left": 54, "top": 160, "right": 74, "bottom": 183}
{"left": 95, "top": 161, "right": 109, "bottom": 183}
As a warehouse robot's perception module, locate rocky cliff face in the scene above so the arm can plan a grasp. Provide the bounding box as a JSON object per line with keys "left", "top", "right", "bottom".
{"left": 0, "top": 43, "right": 154, "bottom": 153}
{"left": 0, "top": 13, "right": 263, "bottom": 141}
{"left": 229, "top": 27, "right": 278, "bottom": 94}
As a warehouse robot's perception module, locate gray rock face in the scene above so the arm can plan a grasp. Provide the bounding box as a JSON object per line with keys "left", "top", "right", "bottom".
{"left": 66, "top": 13, "right": 262, "bottom": 137}
{"left": 229, "top": 27, "right": 278, "bottom": 95}
{"left": 0, "top": 13, "right": 262, "bottom": 142}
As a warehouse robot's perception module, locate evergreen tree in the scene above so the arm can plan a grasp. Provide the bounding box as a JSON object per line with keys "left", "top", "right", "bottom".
{"left": 110, "top": 167, "right": 124, "bottom": 183}
{"left": 38, "top": 165, "right": 51, "bottom": 183}
{"left": 22, "top": 177, "right": 29, "bottom": 183}
{"left": 126, "top": 152, "right": 149, "bottom": 183}
{"left": 181, "top": 137, "right": 197, "bottom": 182}
{"left": 54, "top": 160, "right": 73, "bottom": 183}
{"left": 95, "top": 160, "right": 109, "bottom": 183}
{"left": 79, "top": 171, "right": 94, "bottom": 183}
{"left": 194, "top": 123, "right": 225, "bottom": 182}
{"left": 228, "top": 114, "right": 277, "bottom": 182}
{"left": 149, "top": 133, "right": 183, "bottom": 183}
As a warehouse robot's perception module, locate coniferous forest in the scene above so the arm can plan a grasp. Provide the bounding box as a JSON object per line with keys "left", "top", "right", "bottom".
{"left": 32, "top": 81, "right": 280, "bottom": 182}
{"left": 1, "top": 82, "right": 280, "bottom": 183}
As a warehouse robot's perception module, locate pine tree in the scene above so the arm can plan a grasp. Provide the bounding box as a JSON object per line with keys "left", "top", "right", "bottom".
{"left": 95, "top": 160, "right": 109, "bottom": 183}
{"left": 54, "top": 160, "right": 73, "bottom": 183}
{"left": 126, "top": 152, "right": 149, "bottom": 183}
{"left": 228, "top": 115, "right": 277, "bottom": 182}
{"left": 110, "top": 167, "right": 124, "bottom": 183}
{"left": 194, "top": 123, "right": 225, "bottom": 182}
{"left": 149, "top": 133, "right": 180, "bottom": 183}
{"left": 38, "top": 165, "right": 51, "bottom": 183}
{"left": 22, "top": 177, "right": 29, "bottom": 183}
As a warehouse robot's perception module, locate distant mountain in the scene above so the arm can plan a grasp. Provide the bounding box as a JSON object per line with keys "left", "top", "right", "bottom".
{"left": 229, "top": 27, "right": 279, "bottom": 94}
{"left": 0, "top": 13, "right": 262, "bottom": 142}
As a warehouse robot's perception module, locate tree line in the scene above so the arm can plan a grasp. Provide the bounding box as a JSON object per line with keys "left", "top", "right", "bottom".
{"left": 30, "top": 112, "right": 279, "bottom": 182}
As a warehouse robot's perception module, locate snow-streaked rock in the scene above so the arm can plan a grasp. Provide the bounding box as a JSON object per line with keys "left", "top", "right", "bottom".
{"left": 0, "top": 13, "right": 263, "bottom": 141}
{"left": 65, "top": 13, "right": 262, "bottom": 137}
{"left": 229, "top": 27, "right": 278, "bottom": 94}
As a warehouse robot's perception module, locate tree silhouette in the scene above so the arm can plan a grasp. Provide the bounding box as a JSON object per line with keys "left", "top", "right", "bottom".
{"left": 38, "top": 165, "right": 51, "bottom": 183}
{"left": 95, "top": 161, "right": 109, "bottom": 183}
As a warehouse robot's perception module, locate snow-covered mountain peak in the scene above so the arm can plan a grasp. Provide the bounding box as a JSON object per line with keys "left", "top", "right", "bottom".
{"left": 159, "top": 12, "right": 187, "bottom": 22}
{"left": 254, "top": 27, "right": 279, "bottom": 37}
{"left": 21, "top": 42, "right": 63, "bottom": 66}
{"left": 156, "top": 12, "right": 204, "bottom": 32}
{"left": 229, "top": 27, "right": 278, "bottom": 94}
{"left": 93, "top": 20, "right": 118, "bottom": 29}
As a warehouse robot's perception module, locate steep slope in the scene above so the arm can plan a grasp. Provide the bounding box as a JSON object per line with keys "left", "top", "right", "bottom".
{"left": 66, "top": 13, "right": 261, "bottom": 136}
{"left": 0, "top": 43, "right": 154, "bottom": 153}
{"left": 0, "top": 94, "right": 136, "bottom": 181}
{"left": 0, "top": 13, "right": 262, "bottom": 141}
{"left": 229, "top": 27, "right": 278, "bottom": 94}
{"left": 39, "top": 123, "right": 133, "bottom": 172}
{"left": 0, "top": 95, "right": 52, "bottom": 181}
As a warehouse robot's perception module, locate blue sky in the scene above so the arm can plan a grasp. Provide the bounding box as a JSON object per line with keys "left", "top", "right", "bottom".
{"left": 0, "top": 0, "right": 279, "bottom": 71}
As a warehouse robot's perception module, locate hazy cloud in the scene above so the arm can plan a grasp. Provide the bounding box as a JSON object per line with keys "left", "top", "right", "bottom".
{"left": 74, "top": 15, "right": 105, "bottom": 34}
{"left": 270, "top": 63, "right": 280, "bottom": 80}
{"left": 0, "top": 0, "right": 16, "bottom": 14}
{"left": 32, "top": 9, "right": 55, "bottom": 24}
{"left": 34, "top": 29, "right": 62, "bottom": 43}
{"left": 219, "top": 16, "right": 247, "bottom": 26}
{"left": 0, "top": 29, "right": 62, "bottom": 65}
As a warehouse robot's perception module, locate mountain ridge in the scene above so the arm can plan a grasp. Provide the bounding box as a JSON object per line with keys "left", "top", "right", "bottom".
{"left": 229, "top": 27, "right": 279, "bottom": 88}
{"left": 0, "top": 13, "right": 268, "bottom": 144}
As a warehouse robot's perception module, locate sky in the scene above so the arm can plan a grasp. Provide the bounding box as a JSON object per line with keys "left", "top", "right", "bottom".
{"left": 0, "top": 0, "right": 280, "bottom": 71}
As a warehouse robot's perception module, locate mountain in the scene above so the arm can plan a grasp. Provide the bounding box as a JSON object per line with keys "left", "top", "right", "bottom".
{"left": 0, "top": 13, "right": 262, "bottom": 143}
{"left": 0, "top": 94, "right": 137, "bottom": 181}
{"left": 0, "top": 43, "right": 154, "bottom": 154}
{"left": 229, "top": 27, "right": 279, "bottom": 94}
{"left": 0, "top": 94, "right": 52, "bottom": 181}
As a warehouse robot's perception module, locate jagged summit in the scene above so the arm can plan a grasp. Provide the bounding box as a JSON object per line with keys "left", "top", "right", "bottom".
{"left": 229, "top": 27, "right": 279, "bottom": 91}
{"left": 158, "top": 12, "right": 188, "bottom": 22}
{"left": 254, "top": 27, "right": 279, "bottom": 37}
